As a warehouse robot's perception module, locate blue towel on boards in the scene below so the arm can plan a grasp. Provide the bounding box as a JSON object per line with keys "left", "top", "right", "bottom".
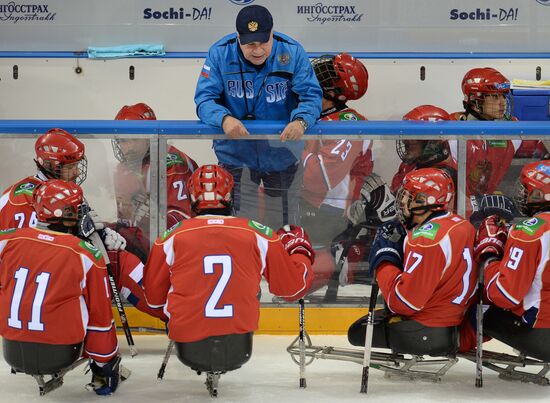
{"left": 87, "top": 44, "right": 165, "bottom": 59}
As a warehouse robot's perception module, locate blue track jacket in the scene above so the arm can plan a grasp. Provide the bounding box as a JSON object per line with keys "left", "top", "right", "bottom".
{"left": 194, "top": 32, "right": 322, "bottom": 172}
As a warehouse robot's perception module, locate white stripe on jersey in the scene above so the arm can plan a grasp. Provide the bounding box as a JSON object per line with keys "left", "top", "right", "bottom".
{"left": 523, "top": 230, "right": 550, "bottom": 312}
{"left": 496, "top": 276, "right": 520, "bottom": 305}
{"left": 79, "top": 295, "right": 89, "bottom": 333}
{"left": 163, "top": 236, "right": 175, "bottom": 266}
{"left": 255, "top": 233, "right": 268, "bottom": 276}
{"left": 0, "top": 240, "right": 7, "bottom": 254}
{"left": 129, "top": 261, "right": 144, "bottom": 284}
{"left": 0, "top": 192, "right": 9, "bottom": 212}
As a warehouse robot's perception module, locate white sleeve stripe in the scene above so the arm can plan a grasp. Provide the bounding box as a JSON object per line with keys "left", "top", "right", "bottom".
{"left": 147, "top": 302, "right": 165, "bottom": 309}
{"left": 485, "top": 272, "right": 499, "bottom": 304}
{"left": 163, "top": 235, "right": 175, "bottom": 266}
{"left": 0, "top": 192, "right": 9, "bottom": 211}
{"left": 255, "top": 234, "right": 268, "bottom": 276}
{"left": 394, "top": 285, "right": 422, "bottom": 312}
{"left": 80, "top": 254, "right": 94, "bottom": 276}
{"left": 129, "top": 262, "right": 144, "bottom": 284}
{"left": 85, "top": 344, "right": 118, "bottom": 359}
{"left": 275, "top": 262, "right": 308, "bottom": 299}
{"left": 302, "top": 152, "right": 313, "bottom": 168}
{"left": 0, "top": 239, "right": 7, "bottom": 255}
{"left": 318, "top": 155, "right": 332, "bottom": 190}
{"left": 120, "top": 286, "right": 131, "bottom": 299}
{"left": 496, "top": 278, "right": 520, "bottom": 305}
{"left": 87, "top": 320, "right": 115, "bottom": 332}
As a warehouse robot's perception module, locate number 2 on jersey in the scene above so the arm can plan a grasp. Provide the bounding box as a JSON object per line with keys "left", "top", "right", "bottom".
{"left": 203, "top": 255, "right": 233, "bottom": 318}
{"left": 8, "top": 267, "right": 50, "bottom": 331}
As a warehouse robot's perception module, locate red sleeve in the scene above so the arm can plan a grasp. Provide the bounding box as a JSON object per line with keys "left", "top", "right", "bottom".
{"left": 263, "top": 238, "right": 313, "bottom": 301}
{"left": 142, "top": 236, "right": 173, "bottom": 314}
{"left": 83, "top": 256, "right": 119, "bottom": 363}
{"left": 391, "top": 163, "right": 414, "bottom": 194}
{"left": 484, "top": 234, "right": 540, "bottom": 310}
{"left": 302, "top": 139, "right": 362, "bottom": 195}
{"left": 377, "top": 243, "right": 447, "bottom": 316}
{"left": 114, "top": 250, "right": 168, "bottom": 321}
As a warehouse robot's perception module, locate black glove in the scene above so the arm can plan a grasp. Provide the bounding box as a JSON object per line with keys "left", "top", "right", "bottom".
{"left": 470, "top": 194, "right": 517, "bottom": 226}
{"left": 89, "top": 355, "right": 122, "bottom": 396}
{"left": 77, "top": 203, "right": 96, "bottom": 238}
{"left": 367, "top": 221, "right": 406, "bottom": 278}
{"left": 348, "top": 173, "right": 396, "bottom": 225}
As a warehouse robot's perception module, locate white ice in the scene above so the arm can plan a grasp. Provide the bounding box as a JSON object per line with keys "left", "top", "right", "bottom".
{"left": 1, "top": 335, "right": 548, "bottom": 402}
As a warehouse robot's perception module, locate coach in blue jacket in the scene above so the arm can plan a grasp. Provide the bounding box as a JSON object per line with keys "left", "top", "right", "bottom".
{"left": 194, "top": 4, "right": 322, "bottom": 223}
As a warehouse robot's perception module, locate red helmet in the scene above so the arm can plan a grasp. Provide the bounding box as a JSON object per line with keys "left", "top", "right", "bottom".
{"left": 397, "top": 168, "right": 454, "bottom": 227}
{"left": 113, "top": 103, "right": 155, "bottom": 164}
{"left": 32, "top": 179, "right": 84, "bottom": 224}
{"left": 403, "top": 105, "right": 450, "bottom": 122}
{"left": 515, "top": 160, "right": 550, "bottom": 216}
{"left": 35, "top": 128, "right": 87, "bottom": 185}
{"left": 397, "top": 106, "right": 451, "bottom": 166}
{"left": 462, "top": 68, "right": 512, "bottom": 120}
{"left": 187, "top": 165, "right": 234, "bottom": 212}
{"left": 312, "top": 53, "right": 368, "bottom": 102}
{"left": 115, "top": 103, "right": 157, "bottom": 120}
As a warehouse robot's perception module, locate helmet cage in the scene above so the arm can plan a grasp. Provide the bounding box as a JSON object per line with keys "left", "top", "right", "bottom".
{"left": 396, "top": 140, "right": 450, "bottom": 166}
{"left": 39, "top": 157, "right": 88, "bottom": 185}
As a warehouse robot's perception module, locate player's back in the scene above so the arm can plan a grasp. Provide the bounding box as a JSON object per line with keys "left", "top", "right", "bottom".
{"left": 404, "top": 213, "right": 476, "bottom": 326}
{"left": 159, "top": 216, "right": 285, "bottom": 342}
{"left": 495, "top": 211, "right": 550, "bottom": 327}
{"left": 0, "top": 227, "right": 104, "bottom": 344}
{"left": 0, "top": 176, "right": 41, "bottom": 229}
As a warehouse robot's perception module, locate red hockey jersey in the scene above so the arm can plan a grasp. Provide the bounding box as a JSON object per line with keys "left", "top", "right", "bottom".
{"left": 484, "top": 212, "right": 550, "bottom": 328}
{"left": 377, "top": 213, "right": 477, "bottom": 327}
{"left": 0, "top": 227, "right": 118, "bottom": 363}
{"left": 302, "top": 106, "right": 373, "bottom": 210}
{"left": 143, "top": 216, "right": 313, "bottom": 343}
{"left": 0, "top": 174, "right": 43, "bottom": 230}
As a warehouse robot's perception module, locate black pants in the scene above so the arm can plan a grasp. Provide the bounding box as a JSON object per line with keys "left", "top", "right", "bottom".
{"left": 348, "top": 312, "right": 459, "bottom": 357}
{"left": 484, "top": 306, "right": 550, "bottom": 361}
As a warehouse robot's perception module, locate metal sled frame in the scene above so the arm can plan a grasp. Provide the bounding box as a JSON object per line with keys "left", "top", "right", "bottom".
{"left": 459, "top": 350, "right": 550, "bottom": 386}
{"left": 191, "top": 370, "right": 224, "bottom": 398}
{"left": 287, "top": 332, "right": 458, "bottom": 383}
{"left": 10, "top": 357, "right": 88, "bottom": 396}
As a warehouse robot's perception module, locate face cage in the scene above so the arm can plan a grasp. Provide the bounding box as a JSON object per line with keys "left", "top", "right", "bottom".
{"left": 469, "top": 92, "right": 513, "bottom": 120}
{"left": 514, "top": 180, "right": 550, "bottom": 216}
{"left": 396, "top": 140, "right": 424, "bottom": 164}
{"left": 42, "top": 157, "right": 88, "bottom": 185}
{"left": 111, "top": 139, "right": 149, "bottom": 172}
{"left": 313, "top": 57, "right": 342, "bottom": 97}
{"left": 130, "top": 192, "right": 150, "bottom": 226}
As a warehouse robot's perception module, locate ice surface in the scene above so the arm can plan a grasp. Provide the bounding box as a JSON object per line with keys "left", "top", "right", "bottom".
{"left": 1, "top": 335, "right": 548, "bottom": 402}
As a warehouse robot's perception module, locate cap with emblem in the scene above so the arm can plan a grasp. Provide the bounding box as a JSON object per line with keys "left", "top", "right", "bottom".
{"left": 236, "top": 5, "right": 273, "bottom": 45}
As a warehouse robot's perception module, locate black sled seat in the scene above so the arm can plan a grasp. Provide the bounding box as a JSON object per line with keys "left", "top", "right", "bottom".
{"left": 3, "top": 339, "right": 85, "bottom": 395}
{"left": 175, "top": 332, "right": 253, "bottom": 397}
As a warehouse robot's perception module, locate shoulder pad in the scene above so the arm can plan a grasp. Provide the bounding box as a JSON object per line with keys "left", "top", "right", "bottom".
{"left": 166, "top": 152, "right": 185, "bottom": 168}
{"left": 512, "top": 216, "right": 547, "bottom": 238}
{"left": 78, "top": 240, "right": 103, "bottom": 261}
{"left": 247, "top": 220, "right": 274, "bottom": 238}
{"left": 411, "top": 222, "right": 442, "bottom": 242}
{"left": 0, "top": 228, "right": 17, "bottom": 236}
{"left": 338, "top": 111, "right": 364, "bottom": 121}
{"left": 161, "top": 220, "right": 183, "bottom": 241}
{"left": 12, "top": 181, "right": 38, "bottom": 197}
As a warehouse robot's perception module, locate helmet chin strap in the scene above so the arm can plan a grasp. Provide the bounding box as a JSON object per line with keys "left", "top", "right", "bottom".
{"left": 404, "top": 205, "right": 445, "bottom": 229}
{"left": 464, "top": 104, "right": 488, "bottom": 121}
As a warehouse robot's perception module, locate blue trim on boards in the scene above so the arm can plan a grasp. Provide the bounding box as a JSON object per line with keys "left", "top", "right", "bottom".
{"left": 0, "top": 120, "right": 549, "bottom": 136}
{"left": 0, "top": 51, "right": 549, "bottom": 59}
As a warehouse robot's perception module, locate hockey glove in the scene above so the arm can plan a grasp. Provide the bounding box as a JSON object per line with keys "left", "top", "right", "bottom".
{"left": 89, "top": 355, "right": 122, "bottom": 396}
{"left": 277, "top": 225, "right": 315, "bottom": 264}
{"left": 347, "top": 173, "right": 396, "bottom": 225}
{"left": 473, "top": 214, "right": 508, "bottom": 263}
{"left": 368, "top": 220, "right": 406, "bottom": 278}
{"left": 87, "top": 208, "right": 105, "bottom": 230}
{"left": 77, "top": 207, "right": 96, "bottom": 239}
{"left": 100, "top": 227, "right": 127, "bottom": 251}
{"left": 470, "top": 194, "right": 516, "bottom": 226}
